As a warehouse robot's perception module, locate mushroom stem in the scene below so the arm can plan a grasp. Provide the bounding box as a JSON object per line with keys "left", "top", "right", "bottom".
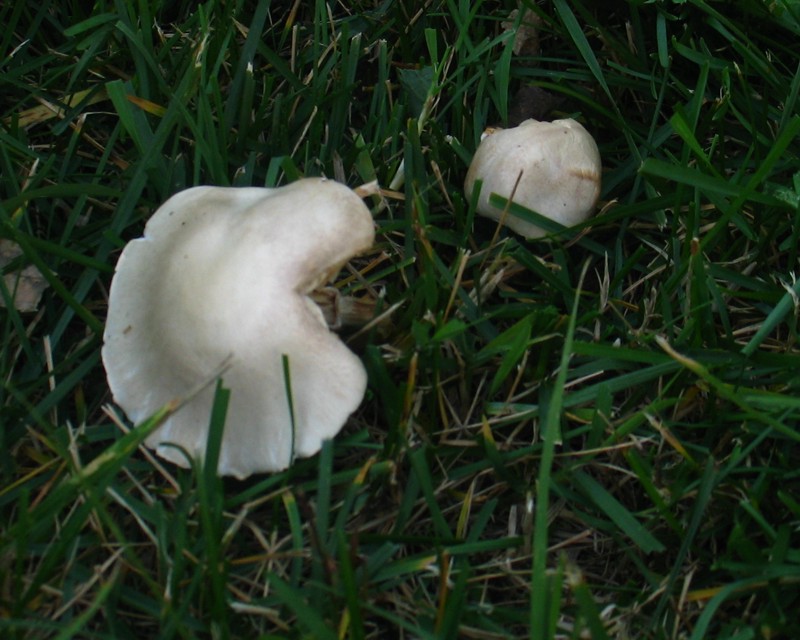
{"left": 309, "top": 287, "right": 378, "bottom": 330}
{"left": 353, "top": 180, "right": 380, "bottom": 198}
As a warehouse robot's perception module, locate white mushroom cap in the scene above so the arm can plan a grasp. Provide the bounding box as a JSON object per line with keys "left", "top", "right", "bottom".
{"left": 464, "top": 118, "right": 602, "bottom": 239}
{"left": 102, "top": 178, "right": 375, "bottom": 478}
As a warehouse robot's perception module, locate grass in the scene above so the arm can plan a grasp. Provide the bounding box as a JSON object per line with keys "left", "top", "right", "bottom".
{"left": 2, "top": 0, "right": 800, "bottom": 637}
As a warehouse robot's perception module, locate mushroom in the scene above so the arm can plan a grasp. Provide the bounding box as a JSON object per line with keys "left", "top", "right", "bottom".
{"left": 102, "top": 178, "right": 375, "bottom": 478}
{"left": 0, "top": 239, "right": 49, "bottom": 313}
{"left": 464, "top": 118, "right": 601, "bottom": 239}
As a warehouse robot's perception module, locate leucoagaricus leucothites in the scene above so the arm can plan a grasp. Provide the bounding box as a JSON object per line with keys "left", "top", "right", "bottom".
{"left": 102, "top": 178, "right": 375, "bottom": 479}
{"left": 464, "top": 118, "right": 601, "bottom": 239}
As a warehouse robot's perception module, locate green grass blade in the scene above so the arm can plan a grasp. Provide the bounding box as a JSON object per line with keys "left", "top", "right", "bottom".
{"left": 572, "top": 470, "right": 665, "bottom": 554}
{"left": 530, "top": 260, "right": 589, "bottom": 635}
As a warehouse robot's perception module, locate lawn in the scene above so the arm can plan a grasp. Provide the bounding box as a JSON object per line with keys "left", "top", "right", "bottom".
{"left": 2, "top": 0, "right": 800, "bottom": 638}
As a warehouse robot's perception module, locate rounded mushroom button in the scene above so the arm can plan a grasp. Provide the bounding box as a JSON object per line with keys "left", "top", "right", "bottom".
{"left": 464, "top": 118, "right": 601, "bottom": 239}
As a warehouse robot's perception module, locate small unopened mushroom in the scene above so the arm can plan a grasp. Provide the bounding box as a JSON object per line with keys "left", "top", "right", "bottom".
{"left": 464, "top": 118, "right": 601, "bottom": 239}
{"left": 0, "top": 239, "right": 49, "bottom": 313}
{"left": 102, "top": 178, "right": 375, "bottom": 478}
